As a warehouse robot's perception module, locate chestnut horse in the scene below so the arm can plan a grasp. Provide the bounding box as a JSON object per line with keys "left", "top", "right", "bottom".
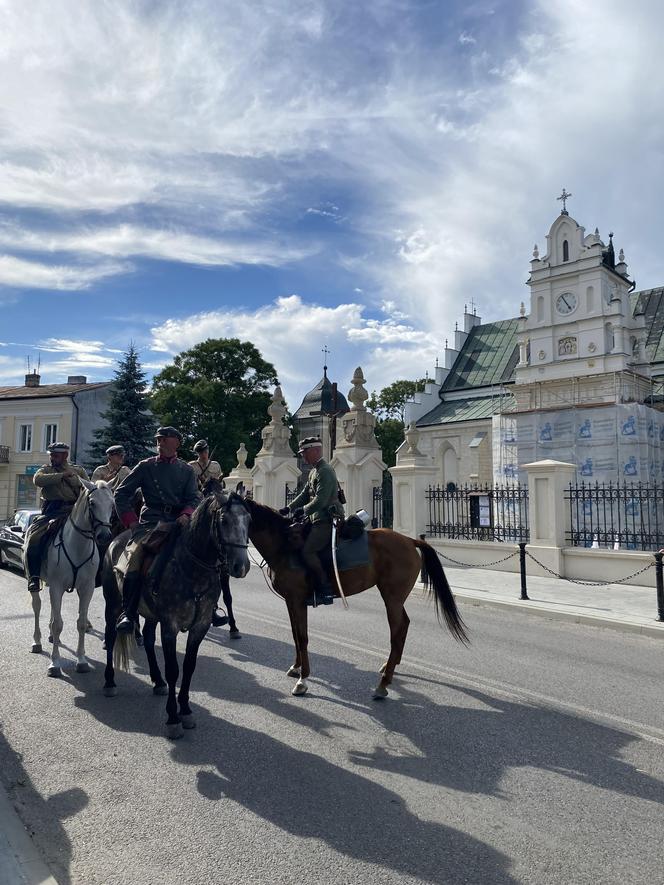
{"left": 243, "top": 498, "right": 468, "bottom": 698}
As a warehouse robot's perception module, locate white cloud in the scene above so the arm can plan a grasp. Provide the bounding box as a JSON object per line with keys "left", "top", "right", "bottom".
{"left": 0, "top": 255, "right": 130, "bottom": 290}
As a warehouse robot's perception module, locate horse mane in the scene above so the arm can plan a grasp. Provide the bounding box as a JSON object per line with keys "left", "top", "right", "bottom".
{"left": 244, "top": 498, "right": 289, "bottom": 542}
{"left": 186, "top": 494, "right": 219, "bottom": 551}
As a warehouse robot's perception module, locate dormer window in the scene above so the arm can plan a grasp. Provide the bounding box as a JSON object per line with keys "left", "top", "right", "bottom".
{"left": 562, "top": 239, "right": 569, "bottom": 262}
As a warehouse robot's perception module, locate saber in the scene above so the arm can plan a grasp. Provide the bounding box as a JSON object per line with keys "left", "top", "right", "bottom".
{"left": 330, "top": 517, "right": 349, "bottom": 609}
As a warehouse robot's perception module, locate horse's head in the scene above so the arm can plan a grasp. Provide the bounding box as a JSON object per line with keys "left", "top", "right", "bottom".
{"left": 81, "top": 479, "right": 114, "bottom": 546}
{"left": 214, "top": 490, "right": 251, "bottom": 579}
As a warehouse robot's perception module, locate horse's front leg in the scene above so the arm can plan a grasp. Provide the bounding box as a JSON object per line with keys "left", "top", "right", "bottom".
{"left": 142, "top": 619, "right": 167, "bottom": 695}
{"left": 31, "top": 588, "right": 43, "bottom": 654}
{"left": 103, "top": 587, "right": 119, "bottom": 696}
{"left": 75, "top": 580, "right": 94, "bottom": 673}
{"left": 221, "top": 574, "right": 240, "bottom": 637}
{"left": 161, "top": 629, "right": 182, "bottom": 739}
{"left": 178, "top": 624, "right": 208, "bottom": 729}
{"left": 47, "top": 584, "right": 65, "bottom": 678}
{"left": 289, "top": 594, "right": 310, "bottom": 697}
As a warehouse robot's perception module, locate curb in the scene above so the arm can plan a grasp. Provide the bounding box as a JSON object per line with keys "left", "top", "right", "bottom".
{"left": 0, "top": 784, "right": 58, "bottom": 885}
{"left": 452, "top": 589, "right": 664, "bottom": 639}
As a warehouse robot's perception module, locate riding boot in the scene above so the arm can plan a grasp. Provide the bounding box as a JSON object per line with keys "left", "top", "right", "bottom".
{"left": 116, "top": 573, "right": 141, "bottom": 634}
{"left": 25, "top": 543, "right": 43, "bottom": 594}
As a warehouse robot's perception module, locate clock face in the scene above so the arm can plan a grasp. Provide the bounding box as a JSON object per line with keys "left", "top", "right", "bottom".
{"left": 555, "top": 292, "right": 577, "bottom": 315}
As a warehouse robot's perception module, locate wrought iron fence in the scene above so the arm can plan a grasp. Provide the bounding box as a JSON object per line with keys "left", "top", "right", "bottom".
{"left": 372, "top": 472, "right": 393, "bottom": 528}
{"left": 285, "top": 484, "right": 303, "bottom": 507}
{"left": 426, "top": 483, "right": 529, "bottom": 542}
{"left": 566, "top": 481, "right": 664, "bottom": 551}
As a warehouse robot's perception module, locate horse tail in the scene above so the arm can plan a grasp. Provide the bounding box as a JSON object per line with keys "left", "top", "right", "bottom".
{"left": 413, "top": 540, "right": 469, "bottom": 645}
{"left": 113, "top": 631, "right": 134, "bottom": 671}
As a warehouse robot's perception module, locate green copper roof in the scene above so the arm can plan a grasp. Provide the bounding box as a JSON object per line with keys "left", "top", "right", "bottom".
{"left": 417, "top": 394, "right": 516, "bottom": 427}
{"left": 631, "top": 287, "right": 664, "bottom": 367}
{"left": 441, "top": 319, "right": 520, "bottom": 392}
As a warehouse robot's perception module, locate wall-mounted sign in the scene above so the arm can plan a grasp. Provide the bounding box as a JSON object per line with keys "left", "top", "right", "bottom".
{"left": 25, "top": 465, "right": 42, "bottom": 476}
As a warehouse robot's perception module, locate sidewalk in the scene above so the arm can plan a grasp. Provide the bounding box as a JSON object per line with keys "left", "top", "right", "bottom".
{"left": 0, "top": 786, "right": 58, "bottom": 885}
{"left": 437, "top": 563, "right": 664, "bottom": 639}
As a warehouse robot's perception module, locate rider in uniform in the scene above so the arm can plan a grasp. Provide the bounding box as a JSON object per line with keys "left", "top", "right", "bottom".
{"left": 188, "top": 440, "right": 223, "bottom": 492}
{"left": 25, "top": 442, "right": 89, "bottom": 593}
{"left": 283, "top": 436, "right": 344, "bottom": 602}
{"left": 113, "top": 426, "right": 200, "bottom": 633}
{"left": 92, "top": 444, "right": 131, "bottom": 491}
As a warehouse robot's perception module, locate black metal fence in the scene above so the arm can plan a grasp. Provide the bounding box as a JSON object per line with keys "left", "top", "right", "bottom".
{"left": 566, "top": 481, "right": 664, "bottom": 551}
{"left": 426, "top": 483, "right": 530, "bottom": 542}
{"left": 372, "top": 472, "right": 393, "bottom": 528}
{"left": 285, "top": 484, "right": 303, "bottom": 507}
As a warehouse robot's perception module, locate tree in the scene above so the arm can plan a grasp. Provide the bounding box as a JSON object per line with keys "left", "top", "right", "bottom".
{"left": 367, "top": 378, "right": 427, "bottom": 468}
{"left": 87, "top": 344, "right": 157, "bottom": 468}
{"left": 150, "top": 338, "right": 279, "bottom": 473}
{"left": 367, "top": 378, "right": 427, "bottom": 422}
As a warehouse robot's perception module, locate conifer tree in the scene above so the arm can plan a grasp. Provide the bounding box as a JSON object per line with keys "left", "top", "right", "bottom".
{"left": 87, "top": 344, "right": 157, "bottom": 468}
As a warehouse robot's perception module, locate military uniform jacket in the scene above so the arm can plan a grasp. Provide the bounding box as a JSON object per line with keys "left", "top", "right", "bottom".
{"left": 290, "top": 458, "right": 344, "bottom": 523}
{"left": 91, "top": 463, "right": 131, "bottom": 490}
{"left": 114, "top": 457, "right": 201, "bottom": 525}
{"left": 188, "top": 458, "right": 223, "bottom": 490}
{"left": 33, "top": 463, "right": 89, "bottom": 505}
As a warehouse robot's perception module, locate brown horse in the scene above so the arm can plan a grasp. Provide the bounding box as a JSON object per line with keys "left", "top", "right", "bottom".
{"left": 244, "top": 498, "right": 469, "bottom": 698}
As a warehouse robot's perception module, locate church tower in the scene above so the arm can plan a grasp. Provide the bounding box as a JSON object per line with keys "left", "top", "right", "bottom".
{"left": 514, "top": 192, "right": 650, "bottom": 410}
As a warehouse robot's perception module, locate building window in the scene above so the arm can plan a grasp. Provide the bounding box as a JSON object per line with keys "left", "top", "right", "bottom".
{"left": 43, "top": 423, "right": 58, "bottom": 450}
{"left": 16, "top": 475, "right": 38, "bottom": 508}
{"left": 18, "top": 423, "right": 32, "bottom": 452}
{"left": 562, "top": 240, "right": 569, "bottom": 261}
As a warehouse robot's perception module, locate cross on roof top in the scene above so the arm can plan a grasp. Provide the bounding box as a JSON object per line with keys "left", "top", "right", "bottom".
{"left": 321, "top": 344, "right": 330, "bottom": 375}
{"left": 557, "top": 188, "right": 572, "bottom": 214}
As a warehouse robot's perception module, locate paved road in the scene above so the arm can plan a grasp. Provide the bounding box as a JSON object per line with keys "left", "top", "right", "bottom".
{"left": 0, "top": 559, "right": 663, "bottom": 885}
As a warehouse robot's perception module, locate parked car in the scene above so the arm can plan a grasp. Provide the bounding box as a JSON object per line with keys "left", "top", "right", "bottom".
{"left": 0, "top": 509, "right": 40, "bottom": 571}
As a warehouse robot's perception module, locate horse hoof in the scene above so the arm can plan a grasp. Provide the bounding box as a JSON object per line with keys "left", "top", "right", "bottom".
{"left": 372, "top": 685, "right": 389, "bottom": 699}
{"left": 286, "top": 666, "right": 301, "bottom": 678}
{"left": 167, "top": 722, "right": 184, "bottom": 740}
{"left": 47, "top": 666, "right": 62, "bottom": 679}
{"left": 181, "top": 714, "right": 196, "bottom": 730}
{"left": 292, "top": 678, "right": 308, "bottom": 696}
{"left": 75, "top": 661, "right": 91, "bottom": 673}
{"left": 153, "top": 683, "right": 168, "bottom": 696}
{"left": 31, "top": 643, "right": 42, "bottom": 654}
{"left": 103, "top": 685, "right": 118, "bottom": 697}
{"left": 229, "top": 629, "right": 242, "bottom": 639}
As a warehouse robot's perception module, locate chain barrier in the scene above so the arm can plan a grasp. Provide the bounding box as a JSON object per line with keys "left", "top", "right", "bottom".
{"left": 524, "top": 549, "right": 655, "bottom": 586}
{"left": 435, "top": 548, "right": 519, "bottom": 569}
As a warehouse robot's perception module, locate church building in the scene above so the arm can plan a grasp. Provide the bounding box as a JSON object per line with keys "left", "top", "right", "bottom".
{"left": 404, "top": 201, "right": 664, "bottom": 487}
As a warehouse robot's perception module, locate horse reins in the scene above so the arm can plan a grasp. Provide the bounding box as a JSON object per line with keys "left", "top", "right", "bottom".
{"left": 54, "top": 489, "right": 112, "bottom": 591}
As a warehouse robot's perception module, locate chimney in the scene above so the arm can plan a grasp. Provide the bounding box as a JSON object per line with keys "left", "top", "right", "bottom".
{"left": 25, "top": 372, "right": 40, "bottom": 388}
{"left": 67, "top": 375, "right": 87, "bottom": 385}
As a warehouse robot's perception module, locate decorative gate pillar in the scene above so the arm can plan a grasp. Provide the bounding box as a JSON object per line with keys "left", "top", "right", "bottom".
{"left": 331, "top": 367, "right": 386, "bottom": 517}
{"left": 225, "top": 443, "right": 254, "bottom": 494}
{"left": 523, "top": 459, "right": 576, "bottom": 575}
{"left": 251, "top": 386, "right": 300, "bottom": 508}
{"left": 390, "top": 423, "right": 437, "bottom": 537}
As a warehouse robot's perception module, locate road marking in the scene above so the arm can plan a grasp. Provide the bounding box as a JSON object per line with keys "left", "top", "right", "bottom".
{"left": 237, "top": 607, "right": 664, "bottom": 747}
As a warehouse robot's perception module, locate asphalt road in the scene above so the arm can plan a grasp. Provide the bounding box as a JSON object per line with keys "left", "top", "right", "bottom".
{"left": 0, "top": 557, "right": 663, "bottom": 885}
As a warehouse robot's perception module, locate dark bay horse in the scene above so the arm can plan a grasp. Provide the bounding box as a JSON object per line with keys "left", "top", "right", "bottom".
{"left": 243, "top": 498, "right": 468, "bottom": 698}
{"left": 102, "top": 490, "right": 250, "bottom": 738}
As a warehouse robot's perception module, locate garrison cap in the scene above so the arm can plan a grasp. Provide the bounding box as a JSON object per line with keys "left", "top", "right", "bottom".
{"left": 193, "top": 439, "right": 209, "bottom": 452}
{"left": 155, "top": 426, "right": 183, "bottom": 443}
{"left": 298, "top": 436, "right": 323, "bottom": 453}
{"left": 47, "top": 441, "right": 70, "bottom": 454}
{"left": 106, "top": 445, "right": 125, "bottom": 456}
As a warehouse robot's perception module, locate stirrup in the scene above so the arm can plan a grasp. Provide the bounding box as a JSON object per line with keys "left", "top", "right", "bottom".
{"left": 116, "top": 615, "right": 135, "bottom": 634}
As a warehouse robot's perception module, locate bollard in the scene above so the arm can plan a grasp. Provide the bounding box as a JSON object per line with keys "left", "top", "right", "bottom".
{"left": 419, "top": 533, "right": 428, "bottom": 585}
{"left": 518, "top": 542, "right": 529, "bottom": 600}
{"left": 655, "top": 551, "right": 664, "bottom": 622}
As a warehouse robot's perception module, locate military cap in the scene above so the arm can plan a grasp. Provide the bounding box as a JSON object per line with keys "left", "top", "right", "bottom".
{"left": 155, "top": 426, "right": 183, "bottom": 443}
{"left": 298, "top": 436, "right": 323, "bottom": 453}
{"left": 47, "top": 441, "right": 70, "bottom": 454}
{"left": 106, "top": 444, "right": 125, "bottom": 456}
{"left": 193, "top": 439, "right": 209, "bottom": 452}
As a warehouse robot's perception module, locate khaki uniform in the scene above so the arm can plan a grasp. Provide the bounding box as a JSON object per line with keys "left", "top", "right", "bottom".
{"left": 289, "top": 458, "right": 344, "bottom": 588}
{"left": 92, "top": 463, "right": 131, "bottom": 491}
{"left": 188, "top": 458, "right": 223, "bottom": 491}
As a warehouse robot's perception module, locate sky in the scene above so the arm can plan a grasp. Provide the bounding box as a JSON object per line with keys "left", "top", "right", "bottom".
{"left": 1, "top": 0, "right": 664, "bottom": 414}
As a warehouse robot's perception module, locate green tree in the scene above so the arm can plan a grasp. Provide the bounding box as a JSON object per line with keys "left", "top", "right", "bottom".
{"left": 150, "top": 338, "right": 279, "bottom": 473}
{"left": 367, "top": 378, "right": 427, "bottom": 422}
{"left": 367, "top": 378, "right": 427, "bottom": 467}
{"left": 87, "top": 344, "right": 157, "bottom": 468}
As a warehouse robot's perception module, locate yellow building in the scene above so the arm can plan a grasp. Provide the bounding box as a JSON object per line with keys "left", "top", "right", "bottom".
{"left": 0, "top": 373, "right": 112, "bottom": 521}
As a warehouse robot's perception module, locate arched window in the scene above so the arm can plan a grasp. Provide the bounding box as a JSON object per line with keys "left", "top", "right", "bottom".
{"left": 441, "top": 444, "right": 458, "bottom": 489}
{"left": 605, "top": 323, "right": 615, "bottom": 352}
{"left": 562, "top": 239, "right": 569, "bottom": 262}
{"left": 536, "top": 295, "right": 544, "bottom": 322}
{"left": 586, "top": 285, "right": 594, "bottom": 311}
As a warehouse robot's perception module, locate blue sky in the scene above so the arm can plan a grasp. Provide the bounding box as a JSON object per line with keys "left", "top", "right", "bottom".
{"left": 1, "top": 0, "right": 663, "bottom": 413}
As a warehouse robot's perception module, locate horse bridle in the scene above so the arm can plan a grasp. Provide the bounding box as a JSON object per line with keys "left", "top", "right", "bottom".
{"left": 212, "top": 495, "right": 249, "bottom": 561}
{"left": 69, "top": 487, "right": 113, "bottom": 541}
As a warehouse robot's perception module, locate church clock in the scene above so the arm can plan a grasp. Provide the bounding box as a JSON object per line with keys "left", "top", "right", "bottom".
{"left": 555, "top": 292, "right": 577, "bottom": 316}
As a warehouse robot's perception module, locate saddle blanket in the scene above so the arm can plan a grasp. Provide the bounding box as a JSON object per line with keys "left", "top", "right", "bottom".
{"left": 336, "top": 531, "right": 370, "bottom": 571}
